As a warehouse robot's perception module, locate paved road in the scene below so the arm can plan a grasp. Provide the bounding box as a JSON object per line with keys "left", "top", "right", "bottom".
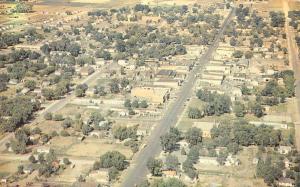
{"left": 283, "top": 0, "right": 300, "bottom": 151}
{"left": 119, "top": 8, "right": 236, "bottom": 187}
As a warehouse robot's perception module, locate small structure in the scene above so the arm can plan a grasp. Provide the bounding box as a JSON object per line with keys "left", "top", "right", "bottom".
{"left": 277, "top": 177, "right": 295, "bottom": 187}
{"left": 278, "top": 146, "right": 292, "bottom": 155}
{"left": 252, "top": 158, "right": 259, "bottom": 165}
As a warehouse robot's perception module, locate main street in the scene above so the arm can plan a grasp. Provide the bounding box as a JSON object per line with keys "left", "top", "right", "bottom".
{"left": 120, "top": 7, "right": 236, "bottom": 187}
{"left": 283, "top": 0, "right": 300, "bottom": 152}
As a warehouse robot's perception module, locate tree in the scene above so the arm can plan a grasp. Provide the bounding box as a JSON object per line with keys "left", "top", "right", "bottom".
{"left": 53, "top": 114, "right": 64, "bottom": 121}
{"left": 241, "top": 85, "right": 251, "bottom": 95}
{"left": 108, "top": 167, "right": 119, "bottom": 181}
{"left": 251, "top": 103, "right": 264, "bottom": 118}
{"left": 109, "top": 79, "right": 120, "bottom": 93}
{"left": 124, "top": 99, "right": 131, "bottom": 108}
{"left": 95, "top": 50, "right": 112, "bottom": 60}
{"left": 230, "top": 37, "right": 237, "bottom": 46}
{"left": 182, "top": 159, "right": 197, "bottom": 179}
{"left": 75, "top": 84, "right": 88, "bottom": 97}
{"left": 217, "top": 150, "right": 228, "bottom": 165}
{"left": 10, "top": 140, "right": 26, "bottom": 154}
{"left": 82, "top": 124, "right": 93, "bottom": 135}
{"left": 227, "top": 142, "right": 240, "bottom": 155}
{"left": 185, "top": 127, "right": 202, "bottom": 146}
{"left": 38, "top": 153, "right": 45, "bottom": 163}
{"left": 112, "top": 126, "right": 137, "bottom": 141}
{"left": 14, "top": 3, "right": 33, "bottom": 13}
{"left": 29, "top": 155, "right": 36, "bottom": 163}
{"left": 151, "top": 178, "right": 186, "bottom": 187}
{"left": 188, "top": 107, "right": 202, "bottom": 119}
{"left": 63, "top": 158, "right": 71, "bottom": 165}
{"left": 233, "top": 101, "right": 246, "bottom": 117}
{"left": 62, "top": 118, "right": 73, "bottom": 129}
{"left": 160, "top": 128, "right": 181, "bottom": 153}
{"left": 24, "top": 80, "right": 36, "bottom": 91}
{"left": 187, "top": 146, "right": 200, "bottom": 163}
{"left": 147, "top": 158, "right": 163, "bottom": 176}
{"left": 44, "top": 112, "right": 53, "bottom": 120}
{"left": 0, "top": 73, "right": 9, "bottom": 92}
{"left": 131, "top": 100, "right": 139, "bottom": 108}
{"left": 60, "top": 130, "right": 70, "bottom": 137}
{"left": 88, "top": 111, "right": 104, "bottom": 125}
{"left": 139, "top": 100, "right": 148, "bottom": 108}
{"left": 165, "top": 154, "right": 179, "bottom": 170}
{"left": 270, "top": 11, "right": 285, "bottom": 27}
{"left": 245, "top": 51, "right": 253, "bottom": 59}
{"left": 99, "top": 151, "right": 127, "bottom": 170}
{"left": 31, "top": 127, "right": 41, "bottom": 135}
{"left": 232, "top": 50, "right": 243, "bottom": 58}
{"left": 17, "top": 165, "right": 24, "bottom": 175}
{"left": 46, "top": 149, "right": 57, "bottom": 164}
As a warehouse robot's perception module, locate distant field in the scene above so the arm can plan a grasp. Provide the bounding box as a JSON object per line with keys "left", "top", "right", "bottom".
{"left": 289, "top": 0, "right": 300, "bottom": 10}
{"left": 71, "top": 0, "right": 110, "bottom": 4}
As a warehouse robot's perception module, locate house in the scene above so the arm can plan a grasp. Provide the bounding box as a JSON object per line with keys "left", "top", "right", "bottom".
{"left": 36, "top": 146, "right": 50, "bottom": 154}
{"left": 162, "top": 169, "right": 178, "bottom": 178}
{"left": 89, "top": 131, "right": 102, "bottom": 138}
{"left": 33, "top": 88, "right": 42, "bottom": 96}
{"left": 156, "top": 70, "right": 176, "bottom": 78}
{"left": 131, "top": 86, "right": 170, "bottom": 104}
{"left": 278, "top": 146, "right": 292, "bottom": 155}
{"left": 277, "top": 177, "right": 295, "bottom": 187}
{"left": 117, "top": 60, "right": 128, "bottom": 66}
{"left": 197, "top": 157, "right": 219, "bottom": 166}
{"left": 80, "top": 66, "right": 94, "bottom": 76}
{"left": 23, "top": 164, "right": 34, "bottom": 174}
{"left": 21, "top": 88, "right": 30, "bottom": 95}
{"left": 29, "top": 134, "right": 41, "bottom": 143}
{"left": 42, "top": 81, "right": 51, "bottom": 87}
{"left": 8, "top": 79, "right": 18, "bottom": 85}
{"left": 1, "top": 178, "right": 7, "bottom": 184}
{"left": 206, "top": 64, "right": 231, "bottom": 74}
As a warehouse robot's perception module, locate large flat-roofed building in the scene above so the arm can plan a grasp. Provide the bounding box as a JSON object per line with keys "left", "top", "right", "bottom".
{"left": 153, "top": 78, "right": 180, "bottom": 89}
{"left": 131, "top": 86, "right": 170, "bottom": 104}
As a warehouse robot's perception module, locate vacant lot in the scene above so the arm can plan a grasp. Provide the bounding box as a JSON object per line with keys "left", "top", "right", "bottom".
{"left": 64, "top": 138, "right": 132, "bottom": 159}
{"left": 0, "top": 160, "right": 21, "bottom": 177}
